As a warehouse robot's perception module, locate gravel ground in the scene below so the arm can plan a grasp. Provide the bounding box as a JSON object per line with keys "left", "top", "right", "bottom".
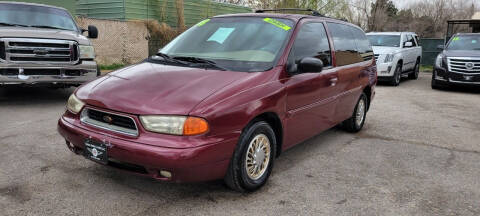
{"left": 1, "top": 72, "right": 479, "bottom": 216}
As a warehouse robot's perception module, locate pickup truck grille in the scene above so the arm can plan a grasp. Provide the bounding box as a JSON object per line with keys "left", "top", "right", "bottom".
{"left": 447, "top": 57, "right": 480, "bottom": 74}
{"left": 374, "top": 54, "right": 379, "bottom": 62}
{"left": 80, "top": 108, "right": 139, "bottom": 137}
{"left": 0, "top": 38, "right": 79, "bottom": 64}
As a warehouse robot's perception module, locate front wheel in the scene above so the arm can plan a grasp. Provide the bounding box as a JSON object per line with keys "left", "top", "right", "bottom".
{"left": 409, "top": 60, "right": 420, "bottom": 80}
{"left": 390, "top": 63, "right": 402, "bottom": 86}
{"left": 342, "top": 93, "right": 368, "bottom": 133}
{"left": 224, "top": 121, "right": 276, "bottom": 192}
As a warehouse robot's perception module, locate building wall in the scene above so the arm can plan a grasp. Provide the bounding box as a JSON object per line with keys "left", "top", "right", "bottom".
{"left": 6, "top": 0, "right": 76, "bottom": 14}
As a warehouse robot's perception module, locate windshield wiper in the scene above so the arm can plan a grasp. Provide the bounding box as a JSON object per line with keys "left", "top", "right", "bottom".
{"left": 0, "top": 22, "right": 29, "bottom": 27}
{"left": 29, "top": 25, "right": 71, "bottom": 31}
{"left": 149, "top": 52, "right": 189, "bottom": 65}
{"left": 172, "top": 56, "right": 228, "bottom": 71}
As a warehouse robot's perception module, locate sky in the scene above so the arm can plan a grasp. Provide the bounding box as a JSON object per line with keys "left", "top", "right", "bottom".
{"left": 391, "top": 0, "right": 479, "bottom": 9}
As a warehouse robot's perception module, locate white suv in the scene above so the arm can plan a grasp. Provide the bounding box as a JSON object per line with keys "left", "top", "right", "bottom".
{"left": 366, "top": 32, "right": 422, "bottom": 86}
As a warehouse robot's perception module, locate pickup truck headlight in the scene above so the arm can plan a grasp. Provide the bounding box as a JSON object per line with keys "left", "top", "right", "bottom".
{"left": 140, "top": 116, "right": 209, "bottom": 136}
{"left": 67, "top": 94, "right": 85, "bottom": 114}
{"left": 435, "top": 54, "right": 444, "bottom": 68}
{"left": 79, "top": 45, "right": 95, "bottom": 59}
{"left": 384, "top": 53, "right": 395, "bottom": 63}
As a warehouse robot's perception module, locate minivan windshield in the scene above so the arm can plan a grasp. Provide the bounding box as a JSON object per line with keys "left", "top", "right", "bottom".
{"left": 0, "top": 3, "right": 78, "bottom": 31}
{"left": 446, "top": 35, "right": 480, "bottom": 50}
{"left": 160, "top": 17, "right": 294, "bottom": 72}
{"left": 367, "top": 35, "right": 401, "bottom": 47}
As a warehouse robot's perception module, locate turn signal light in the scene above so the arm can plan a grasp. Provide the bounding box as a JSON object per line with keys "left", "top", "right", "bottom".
{"left": 183, "top": 117, "right": 209, "bottom": 135}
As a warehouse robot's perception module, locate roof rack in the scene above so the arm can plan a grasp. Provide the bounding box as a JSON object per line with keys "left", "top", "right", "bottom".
{"left": 255, "top": 8, "right": 323, "bottom": 17}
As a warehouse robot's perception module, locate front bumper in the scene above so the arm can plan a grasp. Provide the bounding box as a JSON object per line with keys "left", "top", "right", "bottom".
{"left": 0, "top": 61, "right": 98, "bottom": 85}
{"left": 433, "top": 67, "right": 480, "bottom": 86}
{"left": 376, "top": 62, "right": 396, "bottom": 77}
{"left": 57, "top": 113, "right": 237, "bottom": 183}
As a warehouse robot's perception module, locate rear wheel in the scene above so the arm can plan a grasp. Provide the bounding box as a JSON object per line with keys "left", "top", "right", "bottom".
{"left": 342, "top": 93, "right": 367, "bottom": 133}
{"left": 409, "top": 59, "right": 420, "bottom": 79}
{"left": 390, "top": 63, "right": 402, "bottom": 86}
{"left": 224, "top": 121, "right": 276, "bottom": 192}
{"left": 96, "top": 65, "right": 101, "bottom": 77}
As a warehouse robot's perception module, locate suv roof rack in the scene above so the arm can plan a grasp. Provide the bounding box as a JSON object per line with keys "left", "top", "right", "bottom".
{"left": 255, "top": 8, "right": 323, "bottom": 17}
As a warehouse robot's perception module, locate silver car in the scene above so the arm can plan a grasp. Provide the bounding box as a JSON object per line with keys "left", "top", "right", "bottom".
{"left": 0, "top": 2, "right": 99, "bottom": 87}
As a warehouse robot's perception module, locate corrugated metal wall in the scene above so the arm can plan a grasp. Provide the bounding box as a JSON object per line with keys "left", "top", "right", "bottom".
{"left": 420, "top": 38, "right": 443, "bottom": 66}
{"left": 7, "top": 0, "right": 76, "bottom": 14}
{"left": 77, "top": 0, "right": 251, "bottom": 27}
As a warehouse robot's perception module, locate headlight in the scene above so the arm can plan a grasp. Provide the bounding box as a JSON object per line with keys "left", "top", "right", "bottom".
{"left": 79, "top": 45, "right": 95, "bottom": 59}
{"left": 67, "top": 94, "right": 85, "bottom": 114}
{"left": 384, "top": 53, "right": 395, "bottom": 63}
{"left": 435, "top": 54, "right": 444, "bottom": 68}
{"left": 140, "top": 115, "right": 209, "bottom": 136}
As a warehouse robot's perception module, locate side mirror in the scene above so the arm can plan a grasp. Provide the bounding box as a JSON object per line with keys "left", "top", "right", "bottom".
{"left": 437, "top": 44, "right": 445, "bottom": 50}
{"left": 297, "top": 57, "right": 324, "bottom": 74}
{"left": 404, "top": 42, "right": 413, "bottom": 48}
{"left": 84, "top": 25, "right": 98, "bottom": 39}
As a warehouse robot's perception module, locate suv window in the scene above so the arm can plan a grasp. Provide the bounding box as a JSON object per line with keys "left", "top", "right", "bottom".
{"left": 327, "top": 22, "right": 363, "bottom": 66}
{"left": 289, "top": 22, "right": 332, "bottom": 67}
{"left": 407, "top": 34, "right": 416, "bottom": 46}
{"left": 351, "top": 28, "right": 374, "bottom": 61}
{"left": 402, "top": 34, "right": 408, "bottom": 47}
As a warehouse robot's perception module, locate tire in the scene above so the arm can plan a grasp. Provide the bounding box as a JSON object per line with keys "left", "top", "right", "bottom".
{"left": 96, "top": 65, "right": 101, "bottom": 77}
{"left": 224, "top": 121, "right": 276, "bottom": 192}
{"left": 390, "top": 63, "right": 402, "bottom": 86}
{"left": 409, "top": 59, "right": 420, "bottom": 80}
{"left": 342, "top": 93, "right": 368, "bottom": 133}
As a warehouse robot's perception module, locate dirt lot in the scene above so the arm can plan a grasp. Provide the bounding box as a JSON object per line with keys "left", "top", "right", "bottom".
{"left": 1, "top": 72, "right": 479, "bottom": 216}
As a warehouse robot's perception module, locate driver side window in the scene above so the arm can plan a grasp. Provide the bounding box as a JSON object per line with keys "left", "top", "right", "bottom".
{"left": 289, "top": 22, "right": 332, "bottom": 67}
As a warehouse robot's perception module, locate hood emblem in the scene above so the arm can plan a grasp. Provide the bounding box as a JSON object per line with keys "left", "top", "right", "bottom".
{"left": 465, "top": 62, "right": 474, "bottom": 70}
{"left": 103, "top": 115, "right": 113, "bottom": 124}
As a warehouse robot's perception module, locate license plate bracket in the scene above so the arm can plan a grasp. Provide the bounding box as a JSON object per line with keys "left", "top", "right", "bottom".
{"left": 83, "top": 139, "right": 108, "bottom": 164}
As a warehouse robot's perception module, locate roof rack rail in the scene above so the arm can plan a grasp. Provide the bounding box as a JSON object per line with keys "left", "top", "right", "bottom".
{"left": 255, "top": 8, "right": 323, "bottom": 17}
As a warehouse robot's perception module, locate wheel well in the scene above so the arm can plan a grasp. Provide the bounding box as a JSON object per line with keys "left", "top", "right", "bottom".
{"left": 363, "top": 86, "right": 372, "bottom": 111}
{"left": 417, "top": 56, "right": 421, "bottom": 62}
{"left": 247, "top": 112, "right": 283, "bottom": 157}
{"left": 397, "top": 59, "right": 403, "bottom": 67}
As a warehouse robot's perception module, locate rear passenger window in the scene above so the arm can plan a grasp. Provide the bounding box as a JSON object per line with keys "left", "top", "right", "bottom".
{"left": 326, "top": 23, "right": 363, "bottom": 66}
{"left": 289, "top": 22, "right": 332, "bottom": 67}
{"left": 351, "top": 28, "right": 374, "bottom": 61}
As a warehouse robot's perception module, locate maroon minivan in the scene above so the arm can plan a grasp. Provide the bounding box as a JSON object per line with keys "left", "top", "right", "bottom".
{"left": 58, "top": 11, "right": 377, "bottom": 192}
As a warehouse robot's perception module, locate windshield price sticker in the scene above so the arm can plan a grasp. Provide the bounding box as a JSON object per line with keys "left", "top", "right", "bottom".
{"left": 452, "top": 37, "right": 460, "bottom": 41}
{"left": 197, "top": 19, "right": 211, "bottom": 27}
{"left": 263, "top": 18, "right": 291, "bottom": 31}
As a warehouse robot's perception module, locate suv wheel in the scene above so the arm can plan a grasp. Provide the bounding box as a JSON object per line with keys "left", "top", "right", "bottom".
{"left": 342, "top": 93, "right": 367, "bottom": 133}
{"left": 409, "top": 60, "right": 420, "bottom": 80}
{"left": 390, "top": 63, "right": 402, "bottom": 86}
{"left": 431, "top": 71, "right": 445, "bottom": 90}
{"left": 224, "top": 121, "right": 276, "bottom": 192}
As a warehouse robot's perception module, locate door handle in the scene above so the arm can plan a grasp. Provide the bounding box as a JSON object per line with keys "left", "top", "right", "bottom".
{"left": 330, "top": 77, "right": 338, "bottom": 86}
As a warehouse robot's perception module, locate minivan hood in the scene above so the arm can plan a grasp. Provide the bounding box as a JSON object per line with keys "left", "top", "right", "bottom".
{"left": 76, "top": 62, "right": 252, "bottom": 115}
{"left": 371, "top": 46, "right": 401, "bottom": 55}
{"left": 443, "top": 50, "right": 480, "bottom": 57}
{"left": 0, "top": 27, "right": 90, "bottom": 45}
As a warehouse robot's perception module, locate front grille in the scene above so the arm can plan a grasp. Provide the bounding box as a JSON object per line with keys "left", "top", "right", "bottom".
{"left": 0, "top": 38, "right": 78, "bottom": 64}
{"left": 447, "top": 57, "right": 480, "bottom": 74}
{"left": 374, "top": 54, "right": 379, "bottom": 61}
{"left": 80, "top": 108, "right": 138, "bottom": 136}
{"left": 23, "top": 69, "right": 60, "bottom": 76}
{"left": 0, "top": 68, "right": 18, "bottom": 76}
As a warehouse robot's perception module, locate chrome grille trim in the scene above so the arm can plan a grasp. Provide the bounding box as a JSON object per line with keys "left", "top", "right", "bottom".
{"left": 80, "top": 108, "right": 139, "bottom": 137}
{"left": 0, "top": 38, "right": 79, "bottom": 65}
{"left": 447, "top": 57, "right": 480, "bottom": 75}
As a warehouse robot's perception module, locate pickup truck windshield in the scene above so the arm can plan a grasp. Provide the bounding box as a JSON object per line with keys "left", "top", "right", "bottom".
{"left": 367, "top": 35, "right": 400, "bottom": 47}
{"left": 160, "top": 17, "right": 294, "bottom": 72}
{"left": 447, "top": 35, "right": 480, "bottom": 50}
{"left": 0, "top": 3, "right": 78, "bottom": 31}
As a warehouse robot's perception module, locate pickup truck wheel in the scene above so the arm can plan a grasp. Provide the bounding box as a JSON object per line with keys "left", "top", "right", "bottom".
{"left": 409, "top": 60, "right": 420, "bottom": 80}
{"left": 342, "top": 93, "right": 367, "bottom": 133}
{"left": 390, "top": 63, "right": 401, "bottom": 86}
{"left": 96, "top": 65, "right": 101, "bottom": 77}
{"left": 224, "top": 121, "right": 276, "bottom": 192}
